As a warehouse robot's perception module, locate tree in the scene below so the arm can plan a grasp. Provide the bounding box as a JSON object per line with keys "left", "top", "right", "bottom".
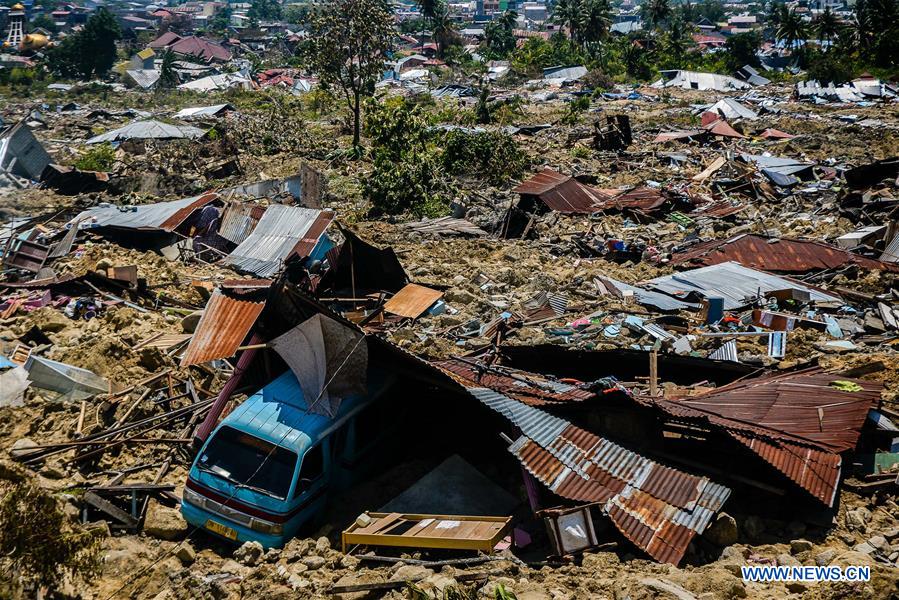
{"left": 664, "top": 17, "right": 693, "bottom": 60}
{"left": 29, "top": 13, "right": 58, "bottom": 34}
{"left": 643, "top": 0, "right": 671, "bottom": 31}
{"left": 581, "top": 0, "right": 612, "bottom": 59}
{"left": 776, "top": 8, "right": 808, "bottom": 55}
{"left": 248, "top": 0, "right": 282, "bottom": 25}
{"left": 284, "top": 3, "right": 309, "bottom": 24}
{"left": 209, "top": 5, "right": 233, "bottom": 32}
{"left": 46, "top": 7, "right": 121, "bottom": 79}
{"left": 552, "top": 0, "right": 585, "bottom": 43}
{"left": 157, "top": 49, "right": 179, "bottom": 89}
{"left": 724, "top": 31, "right": 761, "bottom": 70}
{"left": 484, "top": 10, "right": 517, "bottom": 58}
{"left": 431, "top": 2, "right": 461, "bottom": 58}
{"left": 814, "top": 6, "right": 841, "bottom": 48}
{"left": 303, "top": 0, "right": 395, "bottom": 149}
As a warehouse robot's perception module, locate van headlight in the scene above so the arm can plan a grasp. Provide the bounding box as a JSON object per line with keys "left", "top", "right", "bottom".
{"left": 182, "top": 487, "right": 205, "bottom": 508}
{"left": 252, "top": 518, "right": 283, "bottom": 535}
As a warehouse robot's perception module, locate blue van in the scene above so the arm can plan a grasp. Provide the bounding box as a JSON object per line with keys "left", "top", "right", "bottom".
{"left": 181, "top": 369, "right": 396, "bottom": 547}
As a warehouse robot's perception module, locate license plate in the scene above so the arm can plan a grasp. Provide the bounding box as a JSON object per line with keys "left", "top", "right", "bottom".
{"left": 205, "top": 519, "right": 237, "bottom": 540}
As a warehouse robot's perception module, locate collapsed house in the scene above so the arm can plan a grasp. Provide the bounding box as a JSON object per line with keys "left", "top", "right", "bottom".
{"left": 653, "top": 70, "right": 753, "bottom": 92}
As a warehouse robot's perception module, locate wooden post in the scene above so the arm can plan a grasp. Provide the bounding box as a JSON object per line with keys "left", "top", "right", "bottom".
{"left": 649, "top": 349, "right": 658, "bottom": 397}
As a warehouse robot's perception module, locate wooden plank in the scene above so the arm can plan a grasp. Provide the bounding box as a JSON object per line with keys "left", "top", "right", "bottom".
{"left": 383, "top": 284, "right": 443, "bottom": 319}
{"left": 83, "top": 491, "right": 138, "bottom": 528}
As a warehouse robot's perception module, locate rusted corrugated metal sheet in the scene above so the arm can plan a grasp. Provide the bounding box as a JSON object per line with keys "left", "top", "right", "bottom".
{"left": 671, "top": 234, "right": 899, "bottom": 273}
{"left": 469, "top": 386, "right": 730, "bottom": 565}
{"left": 180, "top": 290, "right": 266, "bottom": 366}
{"left": 72, "top": 193, "right": 218, "bottom": 232}
{"left": 383, "top": 283, "right": 444, "bottom": 318}
{"left": 637, "top": 368, "right": 881, "bottom": 506}
{"left": 513, "top": 168, "right": 613, "bottom": 213}
{"left": 159, "top": 192, "right": 219, "bottom": 231}
{"left": 676, "top": 369, "right": 881, "bottom": 451}
{"left": 434, "top": 358, "right": 595, "bottom": 406}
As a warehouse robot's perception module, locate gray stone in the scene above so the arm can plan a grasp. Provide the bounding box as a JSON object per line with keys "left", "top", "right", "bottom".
{"left": 314, "top": 535, "right": 331, "bottom": 554}
{"left": 233, "top": 541, "right": 264, "bottom": 566}
{"left": 143, "top": 500, "right": 187, "bottom": 541}
{"left": 339, "top": 554, "right": 360, "bottom": 570}
{"left": 301, "top": 555, "right": 326, "bottom": 570}
{"left": 640, "top": 578, "right": 698, "bottom": 600}
{"left": 704, "top": 513, "right": 738, "bottom": 546}
{"left": 180, "top": 311, "right": 203, "bottom": 333}
{"left": 815, "top": 549, "right": 837, "bottom": 566}
{"left": 390, "top": 565, "right": 434, "bottom": 582}
{"left": 845, "top": 508, "right": 871, "bottom": 530}
{"left": 175, "top": 543, "right": 196, "bottom": 565}
{"left": 790, "top": 539, "right": 813, "bottom": 554}
{"left": 9, "top": 438, "right": 38, "bottom": 459}
{"left": 720, "top": 546, "right": 747, "bottom": 560}
{"left": 776, "top": 553, "right": 800, "bottom": 566}
{"left": 867, "top": 535, "right": 889, "bottom": 552}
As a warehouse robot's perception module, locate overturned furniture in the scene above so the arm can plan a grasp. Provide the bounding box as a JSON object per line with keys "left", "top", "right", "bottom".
{"left": 341, "top": 512, "right": 512, "bottom": 554}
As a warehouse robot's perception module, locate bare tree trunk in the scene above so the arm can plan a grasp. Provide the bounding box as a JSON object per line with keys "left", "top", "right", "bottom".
{"left": 352, "top": 89, "right": 361, "bottom": 149}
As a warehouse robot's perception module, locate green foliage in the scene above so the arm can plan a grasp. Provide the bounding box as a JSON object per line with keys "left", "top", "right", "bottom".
{"left": 0, "top": 481, "right": 102, "bottom": 591}
{"left": 724, "top": 31, "right": 761, "bottom": 71}
{"left": 484, "top": 10, "right": 517, "bottom": 58}
{"left": 209, "top": 5, "right": 233, "bottom": 32}
{"left": 248, "top": 0, "right": 282, "bottom": 24}
{"left": 283, "top": 3, "right": 310, "bottom": 24}
{"left": 440, "top": 129, "right": 527, "bottom": 185}
{"left": 806, "top": 49, "right": 855, "bottom": 84}
{"left": 494, "top": 584, "right": 518, "bottom": 600}
{"left": 399, "top": 16, "right": 428, "bottom": 34}
{"left": 8, "top": 67, "right": 35, "bottom": 87}
{"left": 303, "top": 0, "right": 395, "bottom": 147}
{"left": 74, "top": 143, "right": 115, "bottom": 171}
{"left": 157, "top": 49, "right": 179, "bottom": 90}
{"left": 551, "top": 0, "right": 612, "bottom": 56}
{"left": 561, "top": 94, "right": 590, "bottom": 125}
{"left": 46, "top": 7, "right": 122, "bottom": 79}
{"left": 29, "top": 13, "right": 58, "bottom": 34}
{"left": 583, "top": 67, "right": 613, "bottom": 90}
{"left": 363, "top": 98, "right": 453, "bottom": 217}
{"left": 510, "top": 34, "right": 588, "bottom": 77}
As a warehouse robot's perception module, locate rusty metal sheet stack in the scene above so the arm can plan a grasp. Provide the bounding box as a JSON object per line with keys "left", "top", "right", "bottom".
{"left": 670, "top": 234, "right": 899, "bottom": 273}
{"left": 180, "top": 290, "right": 266, "bottom": 366}
{"left": 465, "top": 386, "right": 731, "bottom": 565}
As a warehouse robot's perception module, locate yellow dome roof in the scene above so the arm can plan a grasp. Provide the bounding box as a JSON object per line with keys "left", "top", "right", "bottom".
{"left": 11, "top": 3, "right": 25, "bottom": 10}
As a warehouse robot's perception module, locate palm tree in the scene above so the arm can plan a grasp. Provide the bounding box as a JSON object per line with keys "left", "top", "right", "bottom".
{"left": 552, "top": 0, "right": 585, "bottom": 43}
{"left": 582, "top": 0, "right": 612, "bottom": 46}
{"left": 814, "top": 6, "right": 841, "bottom": 49}
{"left": 417, "top": 0, "right": 439, "bottom": 51}
{"left": 157, "top": 49, "right": 179, "bottom": 90}
{"left": 665, "top": 17, "right": 693, "bottom": 59}
{"left": 644, "top": 0, "right": 671, "bottom": 32}
{"left": 776, "top": 8, "right": 807, "bottom": 54}
{"left": 431, "top": 2, "right": 456, "bottom": 58}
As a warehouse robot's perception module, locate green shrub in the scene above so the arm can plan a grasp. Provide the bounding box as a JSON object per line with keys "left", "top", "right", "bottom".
{"left": 0, "top": 480, "right": 102, "bottom": 592}
{"left": 440, "top": 129, "right": 528, "bottom": 185}
{"left": 74, "top": 143, "right": 116, "bottom": 172}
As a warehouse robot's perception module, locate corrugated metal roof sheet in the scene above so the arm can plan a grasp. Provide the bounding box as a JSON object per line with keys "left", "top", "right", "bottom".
{"left": 383, "top": 283, "right": 444, "bottom": 318}
{"left": 597, "top": 187, "right": 669, "bottom": 215}
{"left": 86, "top": 120, "right": 206, "bottom": 144}
{"left": 217, "top": 202, "right": 266, "bottom": 245}
{"left": 596, "top": 276, "right": 698, "bottom": 313}
{"left": 467, "top": 387, "right": 730, "bottom": 564}
{"left": 434, "top": 358, "right": 596, "bottom": 406}
{"left": 173, "top": 104, "right": 234, "bottom": 119}
{"left": 223, "top": 206, "right": 334, "bottom": 277}
{"left": 180, "top": 289, "right": 266, "bottom": 366}
{"left": 646, "top": 261, "right": 841, "bottom": 310}
{"left": 513, "top": 168, "right": 613, "bottom": 213}
{"left": 670, "top": 234, "right": 899, "bottom": 273}
{"left": 637, "top": 368, "right": 881, "bottom": 505}
{"left": 71, "top": 193, "right": 218, "bottom": 232}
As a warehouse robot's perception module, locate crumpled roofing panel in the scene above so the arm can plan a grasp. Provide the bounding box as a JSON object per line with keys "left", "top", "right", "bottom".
{"left": 86, "top": 119, "right": 206, "bottom": 144}
{"left": 223, "top": 205, "right": 334, "bottom": 277}
{"left": 180, "top": 290, "right": 265, "bottom": 366}
{"left": 513, "top": 168, "right": 613, "bottom": 213}
{"left": 70, "top": 193, "right": 218, "bottom": 232}
{"left": 467, "top": 386, "right": 731, "bottom": 565}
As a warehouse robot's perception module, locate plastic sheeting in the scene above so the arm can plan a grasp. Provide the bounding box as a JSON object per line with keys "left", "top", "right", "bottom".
{"left": 269, "top": 314, "right": 368, "bottom": 417}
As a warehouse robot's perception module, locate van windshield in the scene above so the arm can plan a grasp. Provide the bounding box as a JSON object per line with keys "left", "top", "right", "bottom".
{"left": 198, "top": 426, "right": 298, "bottom": 500}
